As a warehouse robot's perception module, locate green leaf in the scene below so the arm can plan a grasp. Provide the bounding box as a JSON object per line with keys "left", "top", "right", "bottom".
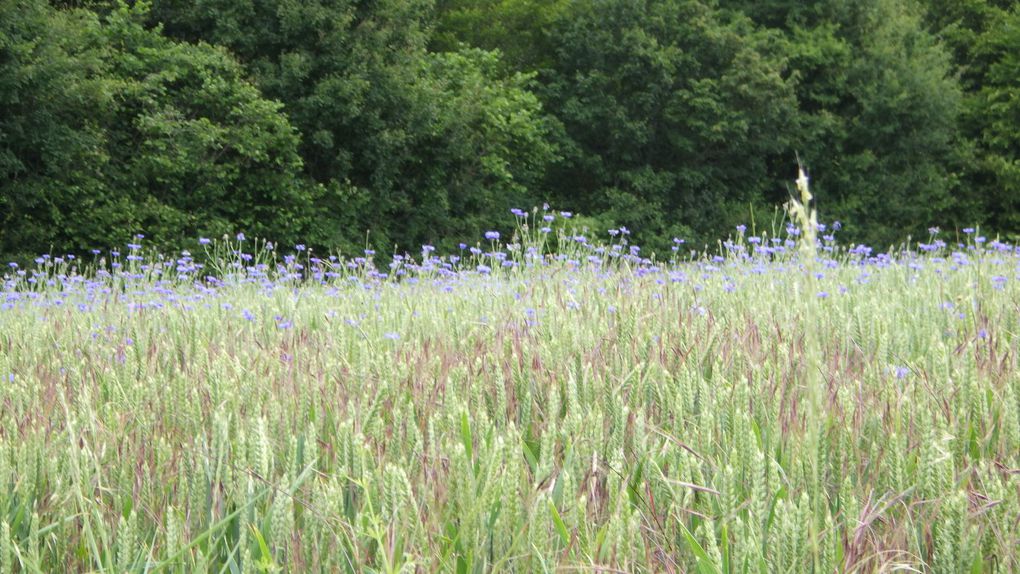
{"left": 249, "top": 524, "right": 274, "bottom": 571}
{"left": 547, "top": 500, "right": 570, "bottom": 547}
{"left": 522, "top": 439, "right": 539, "bottom": 472}
{"left": 460, "top": 410, "right": 475, "bottom": 476}
{"left": 677, "top": 520, "right": 721, "bottom": 574}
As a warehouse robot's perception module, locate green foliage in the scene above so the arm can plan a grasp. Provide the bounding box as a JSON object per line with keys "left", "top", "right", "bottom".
{"left": 400, "top": 49, "right": 558, "bottom": 247}
{"left": 431, "top": 0, "right": 570, "bottom": 70}
{"left": 3, "top": 0, "right": 1016, "bottom": 258}
{"left": 975, "top": 6, "right": 1020, "bottom": 233}
{"left": 537, "top": 0, "right": 799, "bottom": 250}
{"left": 149, "top": 0, "right": 557, "bottom": 253}
{"left": 920, "top": 0, "right": 1020, "bottom": 236}
{"left": 0, "top": 1, "right": 111, "bottom": 259}
{"left": 99, "top": 3, "right": 310, "bottom": 247}
{"left": 0, "top": 0, "right": 308, "bottom": 259}
{"left": 722, "top": 0, "right": 966, "bottom": 246}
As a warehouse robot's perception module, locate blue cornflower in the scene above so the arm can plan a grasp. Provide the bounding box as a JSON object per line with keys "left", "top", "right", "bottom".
{"left": 236, "top": 232, "right": 246, "bottom": 241}
{"left": 199, "top": 237, "right": 211, "bottom": 245}
{"left": 485, "top": 231, "right": 500, "bottom": 241}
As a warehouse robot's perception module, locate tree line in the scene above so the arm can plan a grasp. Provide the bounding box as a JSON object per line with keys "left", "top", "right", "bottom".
{"left": 2, "top": 0, "right": 1017, "bottom": 260}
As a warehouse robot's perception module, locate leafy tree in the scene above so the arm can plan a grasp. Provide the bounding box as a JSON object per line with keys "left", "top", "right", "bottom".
{"left": 99, "top": 3, "right": 310, "bottom": 246}
{"left": 920, "top": 0, "right": 1020, "bottom": 235}
{"left": 1, "top": 1, "right": 308, "bottom": 260}
{"left": 148, "top": 0, "right": 557, "bottom": 253}
{"left": 537, "top": 0, "right": 799, "bottom": 249}
{"left": 0, "top": 0, "right": 111, "bottom": 259}
{"left": 431, "top": 0, "right": 570, "bottom": 70}
{"left": 973, "top": 6, "right": 1020, "bottom": 234}
{"left": 721, "top": 0, "right": 965, "bottom": 246}
{"left": 391, "top": 49, "right": 557, "bottom": 245}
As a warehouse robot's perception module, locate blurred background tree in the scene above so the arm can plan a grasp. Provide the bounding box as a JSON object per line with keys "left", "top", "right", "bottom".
{"left": 0, "top": 0, "right": 1014, "bottom": 260}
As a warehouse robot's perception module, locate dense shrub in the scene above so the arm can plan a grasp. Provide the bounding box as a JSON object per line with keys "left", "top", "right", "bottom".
{"left": 1, "top": 1, "right": 309, "bottom": 259}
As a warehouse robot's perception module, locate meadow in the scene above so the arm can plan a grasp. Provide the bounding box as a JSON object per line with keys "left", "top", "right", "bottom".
{"left": 0, "top": 202, "right": 1018, "bottom": 572}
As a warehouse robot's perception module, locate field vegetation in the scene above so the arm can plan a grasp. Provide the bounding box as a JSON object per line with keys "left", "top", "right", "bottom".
{"left": 1, "top": 193, "right": 1017, "bottom": 572}
{"left": 4, "top": 1, "right": 1019, "bottom": 570}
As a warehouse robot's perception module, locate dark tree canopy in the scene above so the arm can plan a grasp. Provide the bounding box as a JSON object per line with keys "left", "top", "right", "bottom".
{"left": 536, "top": 0, "right": 800, "bottom": 249}
{"left": 0, "top": 0, "right": 1013, "bottom": 260}
{"left": 147, "top": 0, "right": 557, "bottom": 253}
{"left": 1, "top": 1, "right": 308, "bottom": 259}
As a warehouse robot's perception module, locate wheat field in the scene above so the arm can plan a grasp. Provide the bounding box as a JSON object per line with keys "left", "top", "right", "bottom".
{"left": 0, "top": 206, "right": 1017, "bottom": 572}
